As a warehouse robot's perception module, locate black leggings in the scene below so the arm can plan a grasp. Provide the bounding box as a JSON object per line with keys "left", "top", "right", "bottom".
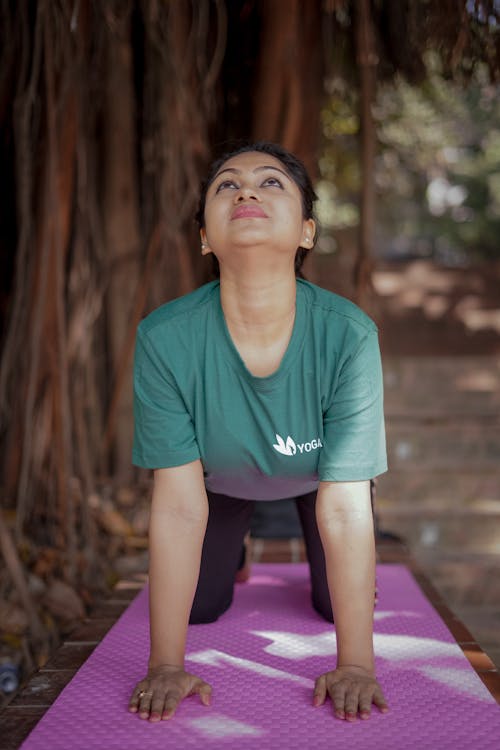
{"left": 189, "top": 490, "right": 334, "bottom": 625}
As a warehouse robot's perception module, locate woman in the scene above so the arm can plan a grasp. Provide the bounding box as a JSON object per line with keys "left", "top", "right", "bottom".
{"left": 128, "top": 142, "right": 389, "bottom": 724}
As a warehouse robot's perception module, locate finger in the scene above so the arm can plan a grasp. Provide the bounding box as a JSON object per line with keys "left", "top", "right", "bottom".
{"left": 138, "top": 692, "right": 154, "bottom": 720}
{"left": 313, "top": 674, "right": 327, "bottom": 707}
{"left": 149, "top": 694, "right": 165, "bottom": 723}
{"left": 344, "top": 686, "right": 361, "bottom": 722}
{"left": 128, "top": 692, "right": 140, "bottom": 713}
{"left": 330, "top": 681, "right": 347, "bottom": 719}
{"left": 162, "top": 692, "right": 181, "bottom": 721}
{"left": 358, "top": 686, "right": 373, "bottom": 719}
{"left": 192, "top": 680, "right": 212, "bottom": 706}
{"left": 128, "top": 683, "right": 147, "bottom": 712}
{"left": 373, "top": 686, "right": 389, "bottom": 713}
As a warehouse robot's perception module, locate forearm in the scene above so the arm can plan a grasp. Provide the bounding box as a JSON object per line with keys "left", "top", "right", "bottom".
{"left": 147, "top": 465, "right": 208, "bottom": 670}
{"left": 316, "top": 481, "right": 376, "bottom": 674}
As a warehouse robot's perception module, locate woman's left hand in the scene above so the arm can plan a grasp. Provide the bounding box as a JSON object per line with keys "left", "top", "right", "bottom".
{"left": 313, "top": 665, "right": 389, "bottom": 721}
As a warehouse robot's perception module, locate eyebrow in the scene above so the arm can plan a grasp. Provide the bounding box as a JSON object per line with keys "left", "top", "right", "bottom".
{"left": 212, "top": 165, "right": 291, "bottom": 182}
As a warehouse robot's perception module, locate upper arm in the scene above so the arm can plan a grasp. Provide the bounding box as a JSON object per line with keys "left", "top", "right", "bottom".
{"left": 132, "top": 327, "right": 200, "bottom": 469}
{"left": 151, "top": 460, "right": 208, "bottom": 522}
{"left": 318, "top": 329, "right": 387, "bottom": 482}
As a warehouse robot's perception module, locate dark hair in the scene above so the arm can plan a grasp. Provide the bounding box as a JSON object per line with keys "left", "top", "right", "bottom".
{"left": 196, "top": 141, "right": 318, "bottom": 277}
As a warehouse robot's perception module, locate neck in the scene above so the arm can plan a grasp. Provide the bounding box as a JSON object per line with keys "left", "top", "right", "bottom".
{"left": 217, "top": 264, "right": 300, "bottom": 377}
{"left": 219, "top": 269, "right": 297, "bottom": 346}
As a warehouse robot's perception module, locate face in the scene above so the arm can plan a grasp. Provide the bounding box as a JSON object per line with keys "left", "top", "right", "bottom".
{"left": 200, "top": 151, "right": 315, "bottom": 268}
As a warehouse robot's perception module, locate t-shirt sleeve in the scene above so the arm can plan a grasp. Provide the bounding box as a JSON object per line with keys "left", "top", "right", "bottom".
{"left": 132, "top": 327, "right": 200, "bottom": 469}
{"left": 318, "top": 328, "right": 387, "bottom": 482}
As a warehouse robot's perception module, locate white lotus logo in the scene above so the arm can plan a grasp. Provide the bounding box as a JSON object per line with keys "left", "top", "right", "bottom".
{"left": 273, "top": 434, "right": 297, "bottom": 456}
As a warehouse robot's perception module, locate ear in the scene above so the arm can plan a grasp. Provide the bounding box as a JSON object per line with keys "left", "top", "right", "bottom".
{"left": 299, "top": 218, "right": 316, "bottom": 250}
{"left": 200, "top": 229, "right": 212, "bottom": 256}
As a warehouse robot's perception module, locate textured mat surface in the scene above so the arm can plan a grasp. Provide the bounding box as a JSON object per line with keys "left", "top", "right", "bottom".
{"left": 22, "top": 564, "right": 499, "bottom": 750}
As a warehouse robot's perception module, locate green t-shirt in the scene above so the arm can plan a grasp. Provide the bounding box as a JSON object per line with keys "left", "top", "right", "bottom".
{"left": 132, "top": 279, "right": 387, "bottom": 500}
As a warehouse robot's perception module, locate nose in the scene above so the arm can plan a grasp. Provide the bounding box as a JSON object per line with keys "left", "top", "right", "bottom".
{"left": 235, "top": 184, "right": 260, "bottom": 202}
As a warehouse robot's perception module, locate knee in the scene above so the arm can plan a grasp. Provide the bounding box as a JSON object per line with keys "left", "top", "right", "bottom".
{"left": 189, "top": 607, "right": 220, "bottom": 625}
{"left": 189, "top": 592, "right": 233, "bottom": 624}
{"left": 312, "top": 596, "right": 334, "bottom": 623}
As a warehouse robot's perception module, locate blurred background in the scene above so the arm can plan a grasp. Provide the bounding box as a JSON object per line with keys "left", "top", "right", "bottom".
{"left": 0, "top": 0, "right": 499, "bottom": 700}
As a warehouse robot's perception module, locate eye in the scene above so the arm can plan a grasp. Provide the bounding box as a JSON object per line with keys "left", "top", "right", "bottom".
{"left": 262, "top": 176, "right": 283, "bottom": 188}
{"left": 215, "top": 179, "right": 238, "bottom": 193}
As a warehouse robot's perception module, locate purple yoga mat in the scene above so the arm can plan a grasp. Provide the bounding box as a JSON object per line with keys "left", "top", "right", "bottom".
{"left": 21, "top": 564, "right": 499, "bottom": 749}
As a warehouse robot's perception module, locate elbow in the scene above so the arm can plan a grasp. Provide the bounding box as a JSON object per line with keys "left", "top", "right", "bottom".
{"left": 316, "top": 480, "right": 372, "bottom": 530}
{"left": 150, "top": 490, "right": 209, "bottom": 528}
{"left": 154, "top": 500, "right": 209, "bottom": 528}
{"left": 316, "top": 503, "right": 366, "bottom": 533}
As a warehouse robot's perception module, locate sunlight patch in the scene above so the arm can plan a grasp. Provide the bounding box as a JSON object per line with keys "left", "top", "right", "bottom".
{"left": 419, "top": 666, "right": 495, "bottom": 703}
{"left": 373, "top": 610, "right": 421, "bottom": 621}
{"left": 188, "top": 714, "right": 265, "bottom": 739}
{"left": 187, "top": 648, "right": 313, "bottom": 687}
{"left": 250, "top": 629, "right": 461, "bottom": 663}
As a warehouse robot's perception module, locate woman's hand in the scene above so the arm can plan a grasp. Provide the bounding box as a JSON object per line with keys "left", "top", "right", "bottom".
{"left": 128, "top": 664, "right": 212, "bottom": 722}
{"left": 313, "top": 665, "right": 388, "bottom": 721}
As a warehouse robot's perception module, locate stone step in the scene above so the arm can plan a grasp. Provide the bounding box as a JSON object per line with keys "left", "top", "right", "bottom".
{"left": 385, "top": 422, "right": 500, "bottom": 470}
{"left": 383, "top": 356, "right": 500, "bottom": 418}
{"left": 377, "top": 471, "right": 500, "bottom": 507}
{"left": 412, "top": 554, "right": 500, "bottom": 608}
{"left": 451, "top": 605, "right": 500, "bottom": 649}
{"left": 377, "top": 508, "right": 500, "bottom": 556}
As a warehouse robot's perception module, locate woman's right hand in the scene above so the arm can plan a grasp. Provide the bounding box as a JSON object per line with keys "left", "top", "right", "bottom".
{"left": 128, "top": 664, "right": 212, "bottom": 722}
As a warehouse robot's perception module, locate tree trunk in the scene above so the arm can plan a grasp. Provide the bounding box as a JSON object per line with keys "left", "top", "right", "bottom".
{"left": 252, "top": 0, "right": 323, "bottom": 175}
{"left": 4, "top": 3, "right": 79, "bottom": 568}
{"left": 354, "top": 0, "right": 379, "bottom": 308}
{"left": 101, "top": 9, "right": 141, "bottom": 481}
{"left": 141, "top": 0, "right": 225, "bottom": 308}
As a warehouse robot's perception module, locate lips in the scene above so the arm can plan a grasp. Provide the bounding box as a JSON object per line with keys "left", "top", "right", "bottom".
{"left": 231, "top": 205, "right": 268, "bottom": 220}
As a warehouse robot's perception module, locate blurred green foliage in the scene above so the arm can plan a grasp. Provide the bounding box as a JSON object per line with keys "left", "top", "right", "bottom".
{"left": 318, "top": 54, "right": 500, "bottom": 263}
